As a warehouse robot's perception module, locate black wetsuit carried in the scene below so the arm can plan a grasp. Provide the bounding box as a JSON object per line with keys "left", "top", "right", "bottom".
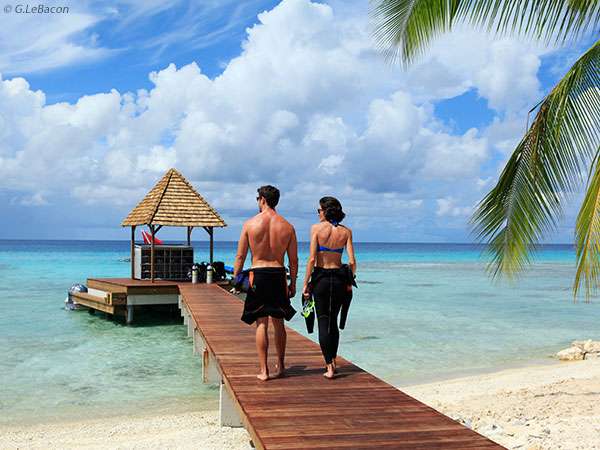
{"left": 240, "top": 267, "right": 296, "bottom": 325}
{"left": 311, "top": 266, "right": 354, "bottom": 364}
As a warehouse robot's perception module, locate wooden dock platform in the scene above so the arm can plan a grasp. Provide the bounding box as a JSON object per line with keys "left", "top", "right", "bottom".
{"left": 70, "top": 278, "right": 181, "bottom": 323}
{"left": 177, "top": 283, "right": 505, "bottom": 450}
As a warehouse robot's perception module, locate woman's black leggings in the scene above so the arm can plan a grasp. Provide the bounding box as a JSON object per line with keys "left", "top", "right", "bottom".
{"left": 312, "top": 270, "right": 346, "bottom": 364}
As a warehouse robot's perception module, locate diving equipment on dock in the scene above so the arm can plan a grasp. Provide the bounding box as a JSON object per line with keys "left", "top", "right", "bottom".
{"left": 134, "top": 244, "right": 193, "bottom": 280}
{"left": 65, "top": 283, "right": 87, "bottom": 310}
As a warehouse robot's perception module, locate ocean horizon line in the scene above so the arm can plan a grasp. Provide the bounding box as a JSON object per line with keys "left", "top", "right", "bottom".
{"left": 0, "top": 238, "right": 576, "bottom": 246}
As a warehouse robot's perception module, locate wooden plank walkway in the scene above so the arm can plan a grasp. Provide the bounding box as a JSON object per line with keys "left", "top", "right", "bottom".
{"left": 179, "top": 283, "right": 505, "bottom": 450}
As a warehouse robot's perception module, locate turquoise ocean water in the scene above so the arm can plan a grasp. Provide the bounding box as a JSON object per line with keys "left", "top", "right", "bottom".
{"left": 2, "top": 240, "right": 600, "bottom": 425}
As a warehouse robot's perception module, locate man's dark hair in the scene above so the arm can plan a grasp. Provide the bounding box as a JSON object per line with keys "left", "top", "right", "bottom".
{"left": 257, "top": 185, "right": 280, "bottom": 208}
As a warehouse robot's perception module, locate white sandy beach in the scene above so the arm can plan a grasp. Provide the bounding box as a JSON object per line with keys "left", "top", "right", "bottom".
{"left": 406, "top": 358, "right": 600, "bottom": 450}
{"left": 0, "top": 411, "right": 251, "bottom": 450}
{"left": 2, "top": 359, "right": 599, "bottom": 450}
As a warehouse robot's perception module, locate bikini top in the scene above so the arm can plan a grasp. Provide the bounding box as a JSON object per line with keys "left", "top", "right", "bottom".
{"left": 317, "top": 244, "right": 344, "bottom": 254}
{"left": 317, "top": 221, "right": 345, "bottom": 254}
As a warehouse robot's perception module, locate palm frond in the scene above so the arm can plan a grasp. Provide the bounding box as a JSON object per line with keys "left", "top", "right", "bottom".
{"left": 469, "top": 39, "right": 600, "bottom": 282}
{"left": 371, "top": 0, "right": 600, "bottom": 65}
{"left": 573, "top": 148, "right": 600, "bottom": 302}
{"left": 371, "top": 0, "right": 459, "bottom": 64}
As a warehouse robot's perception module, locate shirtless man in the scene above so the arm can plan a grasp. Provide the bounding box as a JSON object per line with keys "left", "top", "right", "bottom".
{"left": 233, "top": 185, "right": 298, "bottom": 381}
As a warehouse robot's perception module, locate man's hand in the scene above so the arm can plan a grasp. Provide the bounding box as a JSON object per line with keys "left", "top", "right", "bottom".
{"left": 287, "top": 282, "right": 296, "bottom": 299}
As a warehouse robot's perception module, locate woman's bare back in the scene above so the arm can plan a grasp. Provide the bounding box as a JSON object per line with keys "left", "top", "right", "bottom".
{"left": 314, "top": 222, "right": 350, "bottom": 269}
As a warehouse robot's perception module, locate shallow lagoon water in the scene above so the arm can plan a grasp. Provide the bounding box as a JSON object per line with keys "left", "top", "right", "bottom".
{"left": 1, "top": 240, "right": 599, "bottom": 424}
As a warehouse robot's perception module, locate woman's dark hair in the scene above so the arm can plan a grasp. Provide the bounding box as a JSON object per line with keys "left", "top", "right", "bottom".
{"left": 257, "top": 185, "right": 280, "bottom": 208}
{"left": 320, "top": 196, "right": 345, "bottom": 224}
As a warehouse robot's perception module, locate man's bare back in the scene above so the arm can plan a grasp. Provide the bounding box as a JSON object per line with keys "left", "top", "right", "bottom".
{"left": 245, "top": 210, "right": 295, "bottom": 268}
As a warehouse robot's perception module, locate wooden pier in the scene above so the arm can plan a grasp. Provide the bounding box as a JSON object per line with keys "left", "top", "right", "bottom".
{"left": 179, "top": 283, "right": 504, "bottom": 449}
{"left": 75, "top": 278, "right": 504, "bottom": 449}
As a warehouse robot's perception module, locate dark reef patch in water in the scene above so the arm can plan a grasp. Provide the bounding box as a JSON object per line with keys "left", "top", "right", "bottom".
{"left": 71, "top": 385, "right": 99, "bottom": 396}
{"left": 353, "top": 335, "right": 380, "bottom": 341}
{"left": 521, "top": 293, "right": 553, "bottom": 298}
{"left": 460, "top": 291, "right": 499, "bottom": 297}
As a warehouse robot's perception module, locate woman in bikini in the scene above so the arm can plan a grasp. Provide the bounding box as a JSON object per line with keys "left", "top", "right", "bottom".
{"left": 302, "top": 196, "right": 356, "bottom": 379}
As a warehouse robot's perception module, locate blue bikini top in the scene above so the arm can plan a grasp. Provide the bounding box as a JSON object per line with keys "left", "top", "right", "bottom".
{"left": 317, "top": 220, "right": 344, "bottom": 253}
{"left": 317, "top": 245, "right": 344, "bottom": 254}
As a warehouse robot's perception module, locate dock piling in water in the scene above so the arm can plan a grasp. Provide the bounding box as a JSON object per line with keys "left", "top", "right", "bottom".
{"left": 220, "top": 382, "right": 244, "bottom": 428}
{"left": 126, "top": 305, "right": 134, "bottom": 325}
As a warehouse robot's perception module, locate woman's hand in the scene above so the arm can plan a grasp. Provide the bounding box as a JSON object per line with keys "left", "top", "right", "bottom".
{"left": 302, "top": 284, "right": 310, "bottom": 298}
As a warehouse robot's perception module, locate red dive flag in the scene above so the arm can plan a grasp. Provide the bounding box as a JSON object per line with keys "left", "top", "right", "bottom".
{"left": 142, "top": 230, "right": 163, "bottom": 245}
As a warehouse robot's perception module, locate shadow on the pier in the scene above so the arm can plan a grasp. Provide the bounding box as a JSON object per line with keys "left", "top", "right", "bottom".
{"left": 283, "top": 364, "right": 362, "bottom": 379}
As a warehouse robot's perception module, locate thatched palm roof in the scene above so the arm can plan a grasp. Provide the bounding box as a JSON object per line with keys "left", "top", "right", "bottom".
{"left": 121, "top": 168, "right": 226, "bottom": 227}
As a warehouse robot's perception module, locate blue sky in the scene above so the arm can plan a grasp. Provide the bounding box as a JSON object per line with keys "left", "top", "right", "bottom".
{"left": 0, "top": 0, "right": 594, "bottom": 242}
{"left": 20, "top": 1, "right": 282, "bottom": 102}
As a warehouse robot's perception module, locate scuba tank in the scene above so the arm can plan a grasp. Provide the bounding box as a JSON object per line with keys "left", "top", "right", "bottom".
{"left": 206, "top": 264, "right": 213, "bottom": 284}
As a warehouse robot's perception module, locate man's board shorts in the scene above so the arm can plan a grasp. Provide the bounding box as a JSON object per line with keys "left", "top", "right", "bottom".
{"left": 241, "top": 267, "right": 296, "bottom": 325}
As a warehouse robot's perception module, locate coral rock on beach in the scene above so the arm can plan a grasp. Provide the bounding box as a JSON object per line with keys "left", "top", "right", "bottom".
{"left": 557, "top": 340, "right": 600, "bottom": 361}
{"left": 557, "top": 346, "right": 585, "bottom": 361}
{"left": 572, "top": 339, "right": 600, "bottom": 353}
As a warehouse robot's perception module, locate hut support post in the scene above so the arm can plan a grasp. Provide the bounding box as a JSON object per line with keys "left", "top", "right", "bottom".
{"left": 210, "top": 227, "right": 214, "bottom": 264}
{"left": 150, "top": 225, "right": 155, "bottom": 283}
{"left": 130, "top": 225, "right": 136, "bottom": 279}
{"left": 204, "top": 227, "right": 214, "bottom": 264}
{"left": 187, "top": 226, "right": 193, "bottom": 246}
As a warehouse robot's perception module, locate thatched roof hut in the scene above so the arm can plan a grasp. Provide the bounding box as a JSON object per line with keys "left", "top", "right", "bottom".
{"left": 122, "top": 168, "right": 226, "bottom": 280}
{"left": 122, "top": 168, "right": 226, "bottom": 228}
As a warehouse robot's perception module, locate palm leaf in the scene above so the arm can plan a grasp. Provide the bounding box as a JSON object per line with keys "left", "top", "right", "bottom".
{"left": 372, "top": 0, "right": 600, "bottom": 64}
{"left": 371, "top": 0, "right": 459, "bottom": 64}
{"left": 573, "top": 147, "right": 600, "bottom": 301}
{"left": 470, "top": 40, "right": 600, "bottom": 287}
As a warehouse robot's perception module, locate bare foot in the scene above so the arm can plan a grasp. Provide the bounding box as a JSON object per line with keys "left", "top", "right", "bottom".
{"left": 323, "top": 364, "right": 335, "bottom": 379}
{"left": 272, "top": 363, "right": 286, "bottom": 379}
{"left": 256, "top": 372, "right": 269, "bottom": 381}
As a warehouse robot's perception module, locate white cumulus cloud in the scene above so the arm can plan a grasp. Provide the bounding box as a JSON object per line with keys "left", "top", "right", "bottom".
{"left": 0, "top": 0, "right": 558, "bottom": 240}
{"left": 436, "top": 196, "right": 473, "bottom": 217}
